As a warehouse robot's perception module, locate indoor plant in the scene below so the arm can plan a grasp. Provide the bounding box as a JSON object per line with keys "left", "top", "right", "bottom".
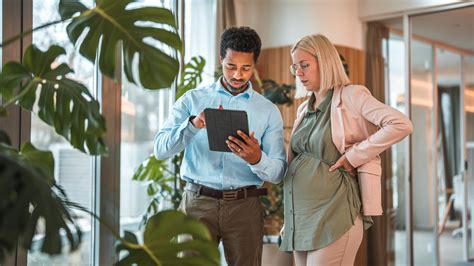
{"left": 0, "top": 0, "right": 218, "bottom": 264}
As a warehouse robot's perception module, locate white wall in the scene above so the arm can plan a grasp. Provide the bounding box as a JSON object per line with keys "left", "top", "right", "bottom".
{"left": 358, "top": 0, "right": 468, "bottom": 19}
{"left": 235, "top": 0, "right": 364, "bottom": 50}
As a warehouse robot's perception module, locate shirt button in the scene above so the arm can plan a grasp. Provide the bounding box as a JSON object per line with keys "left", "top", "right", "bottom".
{"left": 290, "top": 210, "right": 293, "bottom": 214}
{"left": 289, "top": 191, "right": 292, "bottom": 195}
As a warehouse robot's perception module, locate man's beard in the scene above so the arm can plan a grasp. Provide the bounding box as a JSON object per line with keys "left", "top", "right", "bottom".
{"left": 222, "top": 77, "right": 249, "bottom": 93}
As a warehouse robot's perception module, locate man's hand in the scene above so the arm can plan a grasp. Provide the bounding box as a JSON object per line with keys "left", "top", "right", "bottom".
{"left": 328, "top": 154, "right": 356, "bottom": 176}
{"left": 191, "top": 104, "right": 223, "bottom": 129}
{"left": 191, "top": 111, "right": 206, "bottom": 128}
{"left": 226, "top": 130, "right": 262, "bottom": 164}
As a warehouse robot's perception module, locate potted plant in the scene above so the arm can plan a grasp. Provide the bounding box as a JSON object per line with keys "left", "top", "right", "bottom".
{"left": 0, "top": 0, "right": 218, "bottom": 264}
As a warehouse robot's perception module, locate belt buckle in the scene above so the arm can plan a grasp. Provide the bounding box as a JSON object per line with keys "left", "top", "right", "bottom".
{"left": 222, "top": 190, "right": 239, "bottom": 201}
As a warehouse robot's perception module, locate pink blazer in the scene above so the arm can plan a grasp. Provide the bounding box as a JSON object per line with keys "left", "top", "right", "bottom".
{"left": 287, "top": 85, "right": 413, "bottom": 216}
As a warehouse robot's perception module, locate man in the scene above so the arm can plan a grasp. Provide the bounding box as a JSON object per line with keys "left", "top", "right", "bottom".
{"left": 154, "top": 26, "right": 286, "bottom": 266}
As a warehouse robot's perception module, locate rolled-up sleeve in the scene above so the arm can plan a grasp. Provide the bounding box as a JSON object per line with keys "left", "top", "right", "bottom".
{"left": 345, "top": 85, "right": 413, "bottom": 168}
{"left": 154, "top": 93, "right": 200, "bottom": 160}
{"left": 248, "top": 106, "right": 287, "bottom": 184}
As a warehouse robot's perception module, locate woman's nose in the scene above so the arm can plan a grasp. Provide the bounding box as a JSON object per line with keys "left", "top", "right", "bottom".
{"left": 296, "top": 67, "right": 304, "bottom": 77}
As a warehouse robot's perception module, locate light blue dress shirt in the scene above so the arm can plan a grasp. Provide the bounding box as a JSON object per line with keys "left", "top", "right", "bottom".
{"left": 154, "top": 78, "right": 287, "bottom": 190}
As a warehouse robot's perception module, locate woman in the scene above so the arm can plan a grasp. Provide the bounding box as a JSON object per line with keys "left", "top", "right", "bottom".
{"left": 280, "top": 34, "right": 413, "bottom": 265}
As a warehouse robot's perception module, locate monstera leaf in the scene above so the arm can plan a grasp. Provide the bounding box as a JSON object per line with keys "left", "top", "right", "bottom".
{"left": 0, "top": 45, "right": 106, "bottom": 155}
{"left": 176, "top": 56, "right": 206, "bottom": 99}
{"left": 116, "top": 210, "right": 219, "bottom": 265}
{"left": 59, "top": 0, "right": 182, "bottom": 90}
{"left": 0, "top": 142, "right": 81, "bottom": 261}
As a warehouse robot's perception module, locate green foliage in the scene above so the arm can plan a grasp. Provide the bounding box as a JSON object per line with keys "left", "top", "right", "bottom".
{"left": 261, "top": 79, "right": 295, "bottom": 106}
{"left": 213, "top": 66, "right": 223, "bottom": 82}
{"left": 132, "top": 155, "right": 175, "bottom": 224}
{"left": 0, "top": 1, "right": 219, "bottom": 264}
{"left": 0, "top": 45, "right": 107, "bottom": 155}
{"left": 176, "top": 56, "right": 206, "bottom": 99}
{"left": 59, "top": 0, "right": 182, "bottom": 90}
{"left": 261, "top": 183, "right": 284, "bottom": 222}
{"left": 0, "top": 130, "right": 11, "bottom": 145}
{"left": 132, "top": 152, "right": 184, "bottom": 224}
{"left": 116, "top": 210, "right": 220, "bottom": 266}
{"left": 0, "top": 141, "right": 81, "bottom": 261}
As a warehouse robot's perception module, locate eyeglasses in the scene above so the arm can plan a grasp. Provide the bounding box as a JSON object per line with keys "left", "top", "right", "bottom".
{"left": 289, "top": 62, "right": 310, "bottom": 76}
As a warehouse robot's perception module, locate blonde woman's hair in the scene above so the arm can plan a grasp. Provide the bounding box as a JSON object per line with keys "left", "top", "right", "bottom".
{"left": 291, "top": 34, "right": 350, "bottom": 98}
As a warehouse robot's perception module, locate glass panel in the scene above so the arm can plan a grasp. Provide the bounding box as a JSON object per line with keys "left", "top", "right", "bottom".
{"left": 382, "top": 23, "right": 408, "bottom": 266}
{"left": 436, "top": 48, "right": 462, "bottom": 265}
{"left": 410, "top": 39, "right": 435, "bottom": 266}
{"left": 464, "top": 55, "right": 474, "bottom": 258}
{"left": 28, "top": 0, "right": 96, "bottom": 265}
{"left": 184, "top": 0, "right": 216, "bottom": 85}
{"left": 410, "top": 6, "right": 473, "bottom": 264}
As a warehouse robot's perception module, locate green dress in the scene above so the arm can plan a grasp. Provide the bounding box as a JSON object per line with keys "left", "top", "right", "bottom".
{"left": 280, "top": 90, "right": 372, "bottom": 252}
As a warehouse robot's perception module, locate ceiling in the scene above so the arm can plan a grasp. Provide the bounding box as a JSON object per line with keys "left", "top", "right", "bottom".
{"left": 382, "top": 6, "right": 474, "bottom": 52}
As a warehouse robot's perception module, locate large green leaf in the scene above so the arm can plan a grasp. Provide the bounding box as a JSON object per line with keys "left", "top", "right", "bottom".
{"left": 59, "top": 0, "right": 182, "bottom": 90}
{"left": 0, "top": 45, "right": 107, "bottom": 155}
{"left": 116, "top": 210, "right": 219, "bottom": 266}
{"left": 0, "top": 142, "right": 82, "bottom": 262}
{"left": 176, "top": 56, "right": 206, "bottom": 99}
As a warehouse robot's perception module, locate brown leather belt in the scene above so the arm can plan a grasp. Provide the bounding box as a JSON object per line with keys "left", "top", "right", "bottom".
{"left": 185, "top": 182, "right": 267, "bottom": 201}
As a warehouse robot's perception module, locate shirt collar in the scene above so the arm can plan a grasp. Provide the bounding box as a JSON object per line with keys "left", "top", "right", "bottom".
{"left": 307, "top": 89, "right": 333, "bottom": 113}
{"left": 215, "top": 76, "right": 254, "bottom": 99}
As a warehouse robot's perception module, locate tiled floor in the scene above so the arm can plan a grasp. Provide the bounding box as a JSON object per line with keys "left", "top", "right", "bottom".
{"left": 395, "top": 229, "right": 474, "bottom": 265}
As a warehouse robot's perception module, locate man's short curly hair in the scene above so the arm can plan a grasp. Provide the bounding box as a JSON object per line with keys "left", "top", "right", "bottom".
{"left": 220, "top": 26, "right": 262, "bottom": 63}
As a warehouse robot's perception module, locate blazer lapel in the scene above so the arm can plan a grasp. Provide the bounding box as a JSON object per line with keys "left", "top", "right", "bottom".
{"left": 331, "top": 86, "right": 346, "bottom": 154}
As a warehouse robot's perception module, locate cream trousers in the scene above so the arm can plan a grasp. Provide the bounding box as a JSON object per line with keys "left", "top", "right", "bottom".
{"left": 293, "top": 215, "right": 363, "bottom": 266}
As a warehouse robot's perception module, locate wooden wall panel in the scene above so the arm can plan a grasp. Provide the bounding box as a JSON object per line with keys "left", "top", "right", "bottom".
{"left": 336, "top": 45, "right": 366, "bottom": 85}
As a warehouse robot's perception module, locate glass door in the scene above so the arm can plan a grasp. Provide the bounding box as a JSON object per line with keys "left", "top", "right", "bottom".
{"left": 409, "top": 37, "right": 436, "bottom": 266}
{"left": 381, "top": 21, "right": 409, "bottom": 266}
{"left": 463, "top": 55, "right": 474, "bottom": 260}
{"left": 435, "top": 47, "right": 463, "bottom": 265}
{"left": 378, "top": 5, "right": 473, "bottom": 265}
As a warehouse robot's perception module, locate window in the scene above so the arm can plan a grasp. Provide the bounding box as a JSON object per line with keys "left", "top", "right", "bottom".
{"left": 28, "top": 0, "right": 97, "bottom": 264}
{"left": 184, "top": 0, "right": 217, "bottom": 85}
{"left": 119, "top": 0, "right": 175, "bottom": 238}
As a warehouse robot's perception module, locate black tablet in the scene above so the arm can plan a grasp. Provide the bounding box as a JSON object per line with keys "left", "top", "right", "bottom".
{"left": 204, "top": 108, "right": 249, "bottom": 152}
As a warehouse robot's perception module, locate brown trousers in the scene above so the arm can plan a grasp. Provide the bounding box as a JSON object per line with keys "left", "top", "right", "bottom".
{"left": 179, "top": 190, "right": 264, "bottom": 266}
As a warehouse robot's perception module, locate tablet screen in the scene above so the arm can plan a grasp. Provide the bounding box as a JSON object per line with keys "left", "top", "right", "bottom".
{"left": 203, "top": 108, "right": 249, "bottom": 152}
